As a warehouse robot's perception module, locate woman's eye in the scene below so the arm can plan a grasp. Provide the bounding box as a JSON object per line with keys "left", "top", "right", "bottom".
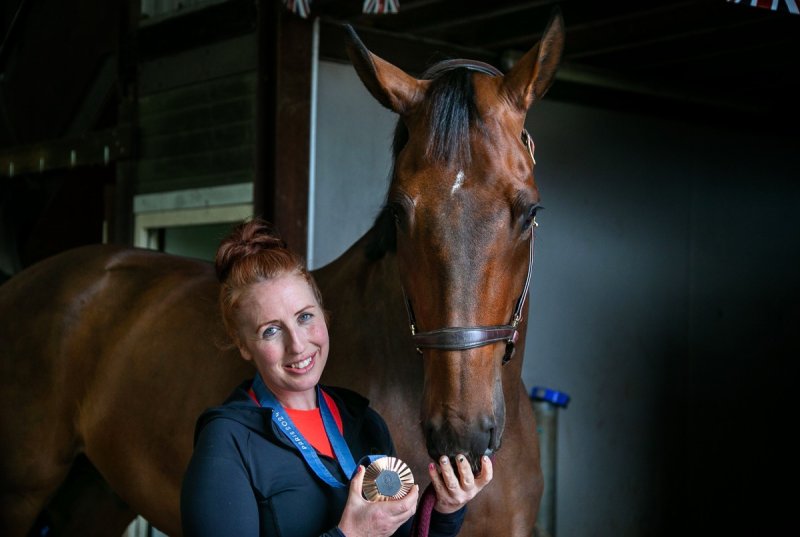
{"left": 262, "top": 326, "right": 279, "bottom": 339}
{"left": 298, "top": 312, "right": 313, "bottom": 323}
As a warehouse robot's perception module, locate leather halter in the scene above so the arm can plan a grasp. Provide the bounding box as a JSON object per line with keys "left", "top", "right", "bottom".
{"left": 422, "top": 59, "right": 503, "bottom": 79}
{"left": 402, "top": 60, "right": 537, "bottom": 365}
{"left": 403, "top": 236, "right": 534, "bottom": 365}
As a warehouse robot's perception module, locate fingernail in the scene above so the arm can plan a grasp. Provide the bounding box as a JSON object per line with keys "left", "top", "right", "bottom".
{"left": 429, "top": 463, "right": 435, "bottom": 471}
{"left": 457, "top": 455, "right": 465, "bottom": 463}
{"left": 440, "top": 456, "right": 449, "bottom": 465}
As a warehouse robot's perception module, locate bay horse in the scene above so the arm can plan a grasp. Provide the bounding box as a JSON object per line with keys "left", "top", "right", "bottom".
{"left": 0, "top": 11, "right": 564, "bottom": 537}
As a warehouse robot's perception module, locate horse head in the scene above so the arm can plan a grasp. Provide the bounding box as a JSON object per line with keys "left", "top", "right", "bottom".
{"left": 345, "top": 12, "right": 564, "bottom": 471}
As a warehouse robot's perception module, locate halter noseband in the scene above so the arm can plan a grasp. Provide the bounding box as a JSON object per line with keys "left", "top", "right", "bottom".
{"left": 402, "top": 234, "right": 534, "bottom": 365}
{"left": 402, "top": 60, "right": 537, "bottom": 365}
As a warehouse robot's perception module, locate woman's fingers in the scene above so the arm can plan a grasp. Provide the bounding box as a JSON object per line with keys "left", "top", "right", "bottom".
{"left": 348, "top": 465, "right": 365, "bottom": 500}
{"left": 340, "top": 469, "right": 418, "bottom": 537}
{"left": 455, "top": 454, "right": 474, "bottom": 488}
{"left": 438, "top": 456, "right": 460, "bottom": 490}
{"left": 428, "top": 454, "right": 495, "bottom": 514}
{"left": 474, "top": 455, "right": 493, "bottom": 488}
{"left": 388, "top": 484, "right": 419, "bottom": 517}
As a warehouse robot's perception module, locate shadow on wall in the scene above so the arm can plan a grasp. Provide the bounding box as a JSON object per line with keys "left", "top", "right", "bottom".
{"left": 0, "top": 167, "right": 109, "bottom": 281}
{"left": 679, "top": 299, "right": 798, "bottom": 534}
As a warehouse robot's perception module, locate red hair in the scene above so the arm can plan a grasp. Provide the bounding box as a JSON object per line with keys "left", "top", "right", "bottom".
{"left": 215, "top": 218, "right": 324, "bottom": 343}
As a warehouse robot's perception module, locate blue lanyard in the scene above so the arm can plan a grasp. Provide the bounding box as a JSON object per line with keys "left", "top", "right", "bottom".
{"left": 251, "top": 374, "right": 357, "bottom": 488}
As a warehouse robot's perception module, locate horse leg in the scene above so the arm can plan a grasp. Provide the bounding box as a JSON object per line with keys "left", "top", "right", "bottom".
{"left": 0, "top": 373, "right": 84, "bottom": 536}
{"left": 0, "top": 438, "right": 76, "bottom": 537}
{"left": 28, "top": 454, "right": 136, "bottom": 537}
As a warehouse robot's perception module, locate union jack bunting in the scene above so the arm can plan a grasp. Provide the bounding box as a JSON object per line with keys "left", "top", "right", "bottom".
{"left": 726, "top": 0, "right": 799, "bottom": 15}
{"left": 281, "top": 0, "right": 400, "bottom": 18}
{"left": 363, "top": 0, "right": 400, "bottom": 14}
{"left": 282, "top": 0, "right": 311, "bottom": 18}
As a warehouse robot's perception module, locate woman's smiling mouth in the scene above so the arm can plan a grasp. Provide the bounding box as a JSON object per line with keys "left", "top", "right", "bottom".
{"left": 286, "top": 352, "right": 315, "bottom": 371}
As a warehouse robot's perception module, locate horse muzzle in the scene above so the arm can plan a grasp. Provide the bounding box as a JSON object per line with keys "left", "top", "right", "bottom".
{"left": 424, "top": 410, "right": 503, "bottom": 474}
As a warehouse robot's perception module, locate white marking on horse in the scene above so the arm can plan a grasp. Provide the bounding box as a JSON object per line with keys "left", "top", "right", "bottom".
{"left": 451, "top": 170, "right": 465, "bottom": 195}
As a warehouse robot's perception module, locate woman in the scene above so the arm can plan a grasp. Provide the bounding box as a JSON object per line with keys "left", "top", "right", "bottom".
{"left": 181, "top": 218, "right": 492, "bottom": 537}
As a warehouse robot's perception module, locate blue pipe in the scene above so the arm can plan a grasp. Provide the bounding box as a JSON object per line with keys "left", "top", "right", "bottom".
{"left": 530, "top": 386, "right": 570, "bottom": 537}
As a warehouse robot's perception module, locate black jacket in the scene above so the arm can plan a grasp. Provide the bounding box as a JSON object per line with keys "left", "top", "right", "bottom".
{"left": 181, "top": 381, "right": 465, "bottom": 537}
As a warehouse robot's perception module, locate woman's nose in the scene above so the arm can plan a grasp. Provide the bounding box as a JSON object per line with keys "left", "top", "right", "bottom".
{"left": 285, "top": 327, "right": 305, "bottom": 354}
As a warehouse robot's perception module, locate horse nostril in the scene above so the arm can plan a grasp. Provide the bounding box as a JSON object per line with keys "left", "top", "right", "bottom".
{"left": 479, "top": 414, "right": 495, "bottom": 432}
{"left": 488, "top": 427, "right": 499, "bottom": 451}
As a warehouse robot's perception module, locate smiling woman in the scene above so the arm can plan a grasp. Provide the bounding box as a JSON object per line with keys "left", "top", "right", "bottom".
{"left": 180, "top": 217, "right": 493, "bottom": 537}
{"left": 232, "top": 273, "right": 330, "bottom": 409}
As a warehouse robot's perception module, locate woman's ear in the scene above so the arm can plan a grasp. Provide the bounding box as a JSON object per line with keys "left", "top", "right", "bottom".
{"left": 235, "top": 335, "right": 253, "bottom": 362}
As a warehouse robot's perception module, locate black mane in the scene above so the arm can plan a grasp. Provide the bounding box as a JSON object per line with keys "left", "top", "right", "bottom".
{"left": 366, "top": 65, "right": 483, "bottom": 260}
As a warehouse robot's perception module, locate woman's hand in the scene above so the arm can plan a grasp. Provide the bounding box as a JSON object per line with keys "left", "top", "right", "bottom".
{"left": 338, "top": 465, "right": 420, "bottom": 537}
{"left": 429, "top": 454, "right": 493, "bottom": 514}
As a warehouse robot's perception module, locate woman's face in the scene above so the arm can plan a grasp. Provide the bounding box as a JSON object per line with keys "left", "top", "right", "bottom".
{"left": 234, "top": 272, "right": 329, "bottom": 409}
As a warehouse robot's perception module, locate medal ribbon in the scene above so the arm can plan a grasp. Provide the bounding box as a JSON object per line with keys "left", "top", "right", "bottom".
{"left": 251, "top": 374, "right": 357, "bottom": 488}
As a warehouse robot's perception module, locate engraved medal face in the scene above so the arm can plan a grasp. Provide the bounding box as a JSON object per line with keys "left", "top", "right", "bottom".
{"left": 362, "top": 456, "right": 414, "bottom": 501}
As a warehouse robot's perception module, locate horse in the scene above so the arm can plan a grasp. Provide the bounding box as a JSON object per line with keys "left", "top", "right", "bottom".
{"left": 0, "top": 11, "right": 564, "bottom": 537}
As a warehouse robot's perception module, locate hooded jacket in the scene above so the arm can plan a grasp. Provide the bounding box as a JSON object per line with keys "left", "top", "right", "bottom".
{"left": 181, "top": 381, "right": 465, "bottom": 537}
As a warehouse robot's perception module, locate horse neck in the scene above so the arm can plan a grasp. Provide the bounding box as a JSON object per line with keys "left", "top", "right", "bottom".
{"left": 312, "top": 226, "right": 399, "bottom": 299}
{"left": 312, "top": 228, "right": 416, "bottom": 387}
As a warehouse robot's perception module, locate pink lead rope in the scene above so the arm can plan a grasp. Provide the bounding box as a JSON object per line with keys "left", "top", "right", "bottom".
{"left": 411, "top": 454, "right": 496, "bottom": 537}
{"left": 410, "top": 483, "right": 438, "bottom": 537}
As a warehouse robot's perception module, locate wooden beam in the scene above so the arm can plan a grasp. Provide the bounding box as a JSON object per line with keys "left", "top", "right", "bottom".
{"left": 108, "top": 0, "right": 141, "bottom": 246}
{"left": 0, "top": 127, "right": 132, "bottom": 177}
{"left": 255, "top": 0, "right": 312, "bottom": 258}
{"left": 319, "top": 18, "right": 497, "bottom": 76}
{"left": 409, "top": 0, "right": 558, "bottom": 34}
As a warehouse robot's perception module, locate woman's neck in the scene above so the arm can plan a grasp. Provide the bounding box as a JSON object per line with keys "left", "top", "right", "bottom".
{"left": 274, "top": 388, "right": 317, "bottom": 410}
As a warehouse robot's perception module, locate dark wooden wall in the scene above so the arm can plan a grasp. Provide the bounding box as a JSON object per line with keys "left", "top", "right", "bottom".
{"left": 0, "top": 0, "right": 317, "bottom": 276}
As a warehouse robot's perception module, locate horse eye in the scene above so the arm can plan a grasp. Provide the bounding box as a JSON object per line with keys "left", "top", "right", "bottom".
{"left": 522, "top": 205, "right": 541, "bottom": 231}
{"left": 389, "top": 204, "right": 404, "bottom": 228}
{"left": 387, "top": 194, "right": 414, "bottom": 232}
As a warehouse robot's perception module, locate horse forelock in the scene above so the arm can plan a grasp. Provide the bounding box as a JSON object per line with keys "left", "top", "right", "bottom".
{"left": 424, "top": 66, "right": 482, "bottom": 165}
{"left": 367, "top": 63, "right": 492, "bottom": 260}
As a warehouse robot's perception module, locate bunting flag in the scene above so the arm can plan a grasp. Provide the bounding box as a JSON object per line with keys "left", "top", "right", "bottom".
{"left": 363, "top": 0, "right": 400, "bottom": 14}
{"left": 282, "top": 0, "right": 311, "bottom": 18}
{"left": 281, "top": 0, "right": 400, "bottom": 18}
{"left": 726, "top": 0, "right": 799, "bottom": 15}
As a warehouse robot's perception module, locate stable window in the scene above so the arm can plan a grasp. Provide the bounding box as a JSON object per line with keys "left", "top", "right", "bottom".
{"left": 133, "top": 183, "right": 253, "bottom": 262}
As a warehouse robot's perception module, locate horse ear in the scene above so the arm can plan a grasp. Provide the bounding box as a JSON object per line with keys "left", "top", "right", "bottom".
{"left": 501, "top": 9, "right": 565, "bottom": 111}
{"left": 343, "top": 25, "right": 429, "bottom": 115}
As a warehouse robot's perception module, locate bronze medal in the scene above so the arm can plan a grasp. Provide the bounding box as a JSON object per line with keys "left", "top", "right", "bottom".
{"left": 362, "top": 456, "right": 414, "bottom": 501}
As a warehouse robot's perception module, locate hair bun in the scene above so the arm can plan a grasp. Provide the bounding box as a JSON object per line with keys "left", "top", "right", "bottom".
{"left": 215, "top": 218, "right": 287, "bottom": 282}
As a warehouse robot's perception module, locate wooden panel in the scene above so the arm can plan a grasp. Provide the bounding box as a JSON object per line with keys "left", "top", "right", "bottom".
{"left": 255, "top": 1, "right": 312, "bottom": 258}
{"left": 137, "top": 146, "right": 254, "bottom": 189}
{"left": 0, "top": 0, "right": 121, "bottom": 146}
{"left": 138, "top": 33, "right": 256, "bottom": 94}
{"left": 139, "top": 120, "right": 254, "bottom": 159}
{"left": 136, "top": 71, "right": 256, "bottom": 194}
